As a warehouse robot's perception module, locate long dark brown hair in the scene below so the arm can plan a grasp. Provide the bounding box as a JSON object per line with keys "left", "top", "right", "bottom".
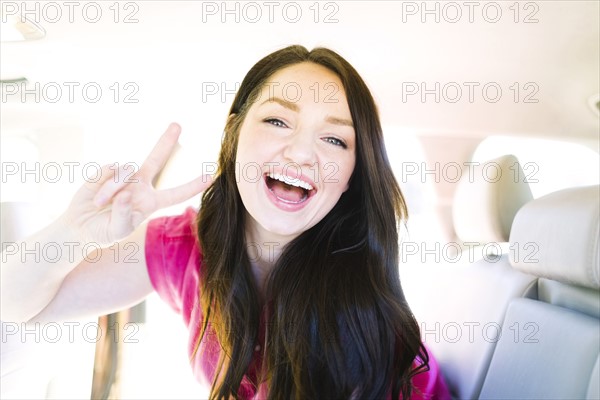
{"left": 196, "top": 45, "right": 428, "bottom": 399}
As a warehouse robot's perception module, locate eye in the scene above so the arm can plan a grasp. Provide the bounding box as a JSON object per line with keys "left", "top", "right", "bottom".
{"left": 264, "top": 118, "right": 288, "bottom": 128}
{"left": 323, "top": 137, "right": 348, "bottom": 149}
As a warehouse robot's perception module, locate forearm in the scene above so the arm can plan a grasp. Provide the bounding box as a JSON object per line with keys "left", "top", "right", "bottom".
{"left": 0, "top": 215, "right": 92, "bottom": 323}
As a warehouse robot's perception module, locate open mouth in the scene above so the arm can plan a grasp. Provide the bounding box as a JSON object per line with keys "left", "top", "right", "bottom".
{"left": 265, "top": 172, "right": 316, "bottom": 204}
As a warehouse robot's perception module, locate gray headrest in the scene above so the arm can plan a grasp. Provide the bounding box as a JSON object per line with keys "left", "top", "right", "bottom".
{"left": 509, "top": 185, "right": 600, "bottom": 289}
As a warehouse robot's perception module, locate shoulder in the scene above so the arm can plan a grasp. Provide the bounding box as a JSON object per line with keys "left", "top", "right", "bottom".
{"left": 147, "top": 206, "right": 198, "bottom": 241}
{"left": 145, "top": 207, "right": 202, "bottom": 317}
{"left": 146, "top": 207, "right": 199, "bottom": 262}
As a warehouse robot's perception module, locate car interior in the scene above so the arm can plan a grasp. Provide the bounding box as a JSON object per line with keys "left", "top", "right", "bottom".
{"left": 1, "top": 1, "right": 599, "bottom": 399}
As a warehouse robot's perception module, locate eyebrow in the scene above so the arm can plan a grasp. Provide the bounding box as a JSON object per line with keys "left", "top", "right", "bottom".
{"left": 326, "top": 116, "right": 354, "bottom": 127}
{"left": 260, "top": 97, "right": 354, "bottom": 127}
{"left": 261, "top": 97, "right": 299, "bottom": 112}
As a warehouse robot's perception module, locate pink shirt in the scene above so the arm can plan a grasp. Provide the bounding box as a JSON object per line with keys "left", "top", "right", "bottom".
{"left": 145, "top": 208, "right": 451, "bottom": 399}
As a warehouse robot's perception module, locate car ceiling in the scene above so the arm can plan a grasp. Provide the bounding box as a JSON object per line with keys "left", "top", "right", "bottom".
{"left": 1, "top": 1, "right": 598, "bottom": 150}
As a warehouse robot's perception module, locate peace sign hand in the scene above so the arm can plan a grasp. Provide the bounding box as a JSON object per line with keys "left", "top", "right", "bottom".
{"left": 62, "top": 123, "right": 213, "bottom": 245}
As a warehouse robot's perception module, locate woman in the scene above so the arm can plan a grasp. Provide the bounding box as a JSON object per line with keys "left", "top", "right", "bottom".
{"left": 1, "top": 45, "right": 450, "bottom": 399}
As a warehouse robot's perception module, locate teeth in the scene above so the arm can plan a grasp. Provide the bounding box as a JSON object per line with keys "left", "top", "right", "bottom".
{"left": 268, "top": 173, "right": 313, "bottom": 191}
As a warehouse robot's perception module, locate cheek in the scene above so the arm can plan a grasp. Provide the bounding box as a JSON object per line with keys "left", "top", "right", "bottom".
{"left": 320, "top": 156, "right": 355, "bottom": 194}
{"left": 235, "top": 131, "right": 250, "bottom": 161}
{"left": 342, "top": 165, "right": 354, "bottom": 192}
{"left": 339, "top": 156, "right": 356, "bottom": 192}
{"left": 235, "top": 131, "right": 259, "bottom": 170}
{"left": 236, "top": 126, "right": 272, "bottom": 163}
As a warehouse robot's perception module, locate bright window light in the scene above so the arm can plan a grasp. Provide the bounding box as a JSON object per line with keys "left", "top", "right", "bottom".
{"left": 384, "top": 127, "right": 446, "bottom": 243}
{"left": 0, "top": 135, "right": 40, "bottom": 202}
{"left": 472, "top": 136, "right": 599, "bottom": 198}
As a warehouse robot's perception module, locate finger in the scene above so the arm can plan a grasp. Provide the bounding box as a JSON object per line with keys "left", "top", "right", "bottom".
{"left": 92, "top": 164, "right": 138, "bottom": 207}
{"left": 138, "top": 123, "right": 182, "bottom": 182}
{"left": 109, "top": 191, "right": 133, "bottom": 240}
{"left": 84, "top": 163, "right": 122, "bottom": 189}
{"left": 156, "top": 175, "right": 214, "bottom": 209}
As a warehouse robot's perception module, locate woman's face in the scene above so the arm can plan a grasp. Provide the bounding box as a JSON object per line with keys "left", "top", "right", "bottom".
{"left": 235, "top": 62, "right": 356, "bottom": 240}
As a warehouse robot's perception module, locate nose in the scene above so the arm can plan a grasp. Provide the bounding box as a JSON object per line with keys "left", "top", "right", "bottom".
{"left": 282, "top": 128, "right": 317, "bottom": 167}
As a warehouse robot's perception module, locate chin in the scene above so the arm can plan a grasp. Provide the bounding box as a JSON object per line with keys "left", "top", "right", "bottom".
{"left": 258, "top": 218, "right": 307, "bottom": 239}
